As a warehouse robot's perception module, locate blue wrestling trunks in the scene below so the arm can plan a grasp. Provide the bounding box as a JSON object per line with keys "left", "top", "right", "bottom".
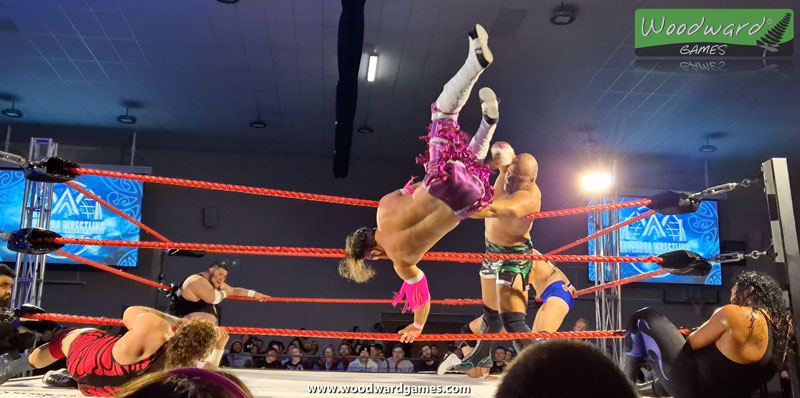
{"left": 539, "top": 280, "right": 573, "bottom": 309}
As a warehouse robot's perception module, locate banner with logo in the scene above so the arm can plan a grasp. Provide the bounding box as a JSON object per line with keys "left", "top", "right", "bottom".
{"left": 635, "top": 9, "right": 794, "bottom": 56}
{"left": 0, "top": 170, "right": 143, "bottom": 267}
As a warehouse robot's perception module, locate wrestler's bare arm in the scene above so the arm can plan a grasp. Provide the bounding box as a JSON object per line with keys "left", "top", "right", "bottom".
{"left": 184, "top": 276, "right": 220, "bottom": 304}
{"left": 472, "top": 186, "right": 541, "bottom": 218}
{"left": 219, "top": 283, "right": 269, "bottom": 300}
{"left": 687, "top": 305, "right": 735, "bottom": 350}
{"left": 394, "top": 263, "right": 432, "bottom": 343}
{"left": 115, "top": 306, "right": 175, "bottom": 365}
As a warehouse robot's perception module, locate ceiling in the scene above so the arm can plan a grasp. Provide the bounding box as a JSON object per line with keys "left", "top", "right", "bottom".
{"left": 0, "top": 0, "right": 798, "bottom": 164}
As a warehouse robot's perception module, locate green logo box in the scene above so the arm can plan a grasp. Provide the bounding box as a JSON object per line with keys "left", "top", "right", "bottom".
{"left": 635, "top": 9, "right": 794, "bottom": 56}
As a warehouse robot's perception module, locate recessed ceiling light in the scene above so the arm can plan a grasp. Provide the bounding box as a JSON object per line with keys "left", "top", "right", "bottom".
{"left": 216, "top": 0, "right": 239, "bottom": 3}
{"left": 551, "top": 2, "right": 576, "bottom": 25}
{"left": 116, "top": 107, "right": 137, "bottom": 124}
{"left": 357, "top": 125, "right": 374, "bottom": 134}
{"left": 698, "top": 144, "right": 717, "bottom": 153}
{"left": 1, "top": 101, "right": 23, "bottom": 118}
{"left": 250, "top": 115, "right": 266, "bottom": 129}
{"left": 698, "top": 137, "right": 717, "bottom": 153}
{"left": 582, "top": 138, "right": 598, "bottom": 147}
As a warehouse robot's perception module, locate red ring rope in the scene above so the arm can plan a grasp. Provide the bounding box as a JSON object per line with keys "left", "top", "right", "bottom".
{"left": 68, "top": 168, "right": 380, "bottom": 208}
{"left": 545, "top": 210, "right": 656, "bottom": 256}
{"left": 67, "top": 167, "right": 650, "bottom": 219}
{"left": 574, "top": 269, "right": 668, "bottom": 297}
{"left": 55, "top": 250, "right": 172, "bottom": 291}
{"left": 33, "top": 313, "right": 693, "bottom": 340}
{"left": 64, "top": 181, "right": 171, "bottom": 244}
{"left": 527, "top": 199, "right": 652, "bottom": 219}
{"left": 41, "top": 237, "right": 664, "bottom": 264}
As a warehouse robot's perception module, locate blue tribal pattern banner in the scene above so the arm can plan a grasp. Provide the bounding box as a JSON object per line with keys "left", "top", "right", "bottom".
{"left": 0, "top": 170, "right": 143, "bottom": 267}
{"left": 588, "top": 197, "right": 721, "bottom": 285}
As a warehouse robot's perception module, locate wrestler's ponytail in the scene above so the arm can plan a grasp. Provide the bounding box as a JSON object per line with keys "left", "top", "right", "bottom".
{"left": 340, "top": 228, "right": 377, "bottom": 283}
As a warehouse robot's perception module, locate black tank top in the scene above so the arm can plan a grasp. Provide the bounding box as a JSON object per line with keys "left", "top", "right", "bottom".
{"left": 167, "top": 273, "right": 219, "bottom": 320}
{"left": 694, "top": 316, "right": 777, "bottom": 398}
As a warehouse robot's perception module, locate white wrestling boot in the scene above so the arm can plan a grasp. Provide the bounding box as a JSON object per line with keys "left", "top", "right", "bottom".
{"left": 437, "top": 352, "right": 465, "bottom": 375}
{"left": 469, "top": 87, "right": 499, "bottom": 161}
{"left": 433, "top": 24, "right": 494, "bottom": 119}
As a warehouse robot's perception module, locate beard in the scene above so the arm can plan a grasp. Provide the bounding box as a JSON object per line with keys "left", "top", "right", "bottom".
{"left": 0, "top": 296, "right": 10, "bottom": 308}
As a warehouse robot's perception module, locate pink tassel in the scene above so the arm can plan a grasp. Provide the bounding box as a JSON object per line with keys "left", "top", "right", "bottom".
{"left": 402, "top": 176, "right": 418, "bottom": 195}
{"left": 416, "top": 116, "right": 494, "bottom": 213}
{"left": 392, "top": 274, "right": 431, "bottom": 314}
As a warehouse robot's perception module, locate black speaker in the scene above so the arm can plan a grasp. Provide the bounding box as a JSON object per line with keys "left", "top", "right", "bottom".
{"left": 203, "top": 207, "right": 217, "bottom": 228}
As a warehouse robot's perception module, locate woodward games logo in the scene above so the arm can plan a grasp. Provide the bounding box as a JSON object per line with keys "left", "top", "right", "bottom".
{"left": 635, "top": 9, "right": 794, "bottom": 57}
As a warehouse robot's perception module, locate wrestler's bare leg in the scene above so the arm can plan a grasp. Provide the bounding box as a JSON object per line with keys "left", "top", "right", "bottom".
{"left": 531, "top": 297, "right": 570, "bottom": 333}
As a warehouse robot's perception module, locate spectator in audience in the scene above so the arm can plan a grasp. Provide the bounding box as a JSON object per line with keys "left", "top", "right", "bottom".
{"left": 253, "top": 339, "right": 264, "bottom": 353}
{"left": 504, "top": 347, "right": 516, "bottom": 362}
{"left": 573, "top": 318, "right": 589, "bottom": 332}
{"left": 495, "top": 340, "right": 636, "bottom": 398}
{"left": 338, "top": 342, "right": 354, "bottom": 369}
{"left": 430, "top": 345, "right": 440, "bottom": 361}
{"left": 288, "top": 338, "right": 302, "bottom": 350}
{"left": 225, "top": 341, "right": 251, "bottom": 368}
{"left": 370, "top": 344, "right": 387, "bottom": 372}
{"left": 415, "top": 345, "right": 440, "bottom": 372}
{"left": 249, "top": 344, "right": 264, "bottom": 368}
{"left": 446, "top": 341, "right": 458, "bottom": 355}
{"left": 268, "top": 340, "right": 284, "bottom": 356}
{"left": 312, "top": 341, "right": 320, "bottom": 356}
{"left": 301, "top": 340, "right": 314, "bottom": 355}
{"left": 386, "top": 344, "right": 414, "bottom": 373}
{"left": 241, "top": 334, "right": 254, "bottom": 353}
{"left": 314, "top": 345, "right": 341, "bottom": 371}
{"left": 347, "top": 346, "right": 378, "bottom": 372}
{"left": 282, "top": 346, "right": 305, "bottom": 370}
{"left": 115, "top": 368, "right": 253, "bottom": 398}
{"left": 490, "top": 346, "right": 507, "bottom": 374}
{"left": 262, "top": 348, "right": 281, "bottom": 369}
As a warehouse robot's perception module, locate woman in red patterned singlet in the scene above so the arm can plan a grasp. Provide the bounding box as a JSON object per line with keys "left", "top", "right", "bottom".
{"left": 0, "top": 306, "right": 221, "bottom": 397}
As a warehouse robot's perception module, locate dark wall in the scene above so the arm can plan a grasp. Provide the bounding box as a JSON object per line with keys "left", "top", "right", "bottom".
{"left": 6, "top": 140, "right": 790, "bottom": 337}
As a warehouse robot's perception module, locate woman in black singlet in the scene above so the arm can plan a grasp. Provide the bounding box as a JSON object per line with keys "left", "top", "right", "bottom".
{"left": 622, "top": 271, "right": 794, "bottom": 398}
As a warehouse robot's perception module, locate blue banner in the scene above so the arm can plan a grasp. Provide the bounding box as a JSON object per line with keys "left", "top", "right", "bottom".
{"left": 588, "top": 197, "right": 721, "bottom": 285}
{"left": 0, "top": 170, "right": 143, "bottom": 267}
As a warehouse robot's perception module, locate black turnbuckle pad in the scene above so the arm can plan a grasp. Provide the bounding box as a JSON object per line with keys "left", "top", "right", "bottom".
{"left": 23, "top": 157, "right": 79, "bottom": 183}
{"left": 658, "top": 250, "right": 711, "bottom": 276}
{"left": 6, "top": 228, "right": 64, "bottom": 255}
{"left": 646, "top": 191, "right": 700, "bottom": 215}
{"left": 167, "top": 249, "right": 207, "bottom": 258}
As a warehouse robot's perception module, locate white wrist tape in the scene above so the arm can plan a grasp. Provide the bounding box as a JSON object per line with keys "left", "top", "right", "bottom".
{"left": 213, "top": 290, "right": 227, "bottom": 304}
{"left": 405, "top": 271, "right": 425, "bottom": 284}
{"left": 247, "top": 290, "right": 256, "bottom": 298}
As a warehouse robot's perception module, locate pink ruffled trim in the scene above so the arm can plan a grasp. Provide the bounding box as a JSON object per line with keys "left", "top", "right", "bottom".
{"left": 392, "top": 274, "right": 431, "bottom": 314}
{"left": 402, "top": 176, "right": 417, "bottom": 195}
{"left": 415, "top": 119, "right": 494, "bottom": 212}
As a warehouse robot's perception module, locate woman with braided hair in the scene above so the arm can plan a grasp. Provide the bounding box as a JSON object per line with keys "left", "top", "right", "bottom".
{"left": 623, "top": 271, "right": 794, "bottom": 398}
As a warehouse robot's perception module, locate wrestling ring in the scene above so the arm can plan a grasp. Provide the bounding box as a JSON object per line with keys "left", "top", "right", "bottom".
{"left": 0, "top": 152, "right": 782, "bottom": 398}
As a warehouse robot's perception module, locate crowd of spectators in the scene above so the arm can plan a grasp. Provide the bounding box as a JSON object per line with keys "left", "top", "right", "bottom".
{"left": 221, "top": 323, "right": 522, "bottom": 373}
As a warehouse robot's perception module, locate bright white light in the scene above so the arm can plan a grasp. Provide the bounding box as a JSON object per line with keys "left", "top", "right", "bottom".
{"left": 581, "top": 172, "right": 613, "bottom": 192}
{"left": 367, "top": 55, "right": 378, "bottom": 82}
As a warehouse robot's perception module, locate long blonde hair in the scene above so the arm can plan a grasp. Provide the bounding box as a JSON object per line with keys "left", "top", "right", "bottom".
{"left": 339, "top": 228, "right": 377, "bottom": 283}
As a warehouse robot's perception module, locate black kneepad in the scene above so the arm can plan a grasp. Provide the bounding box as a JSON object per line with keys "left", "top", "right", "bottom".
{"left": 500, "top": 312, "right": 529, "bottom": 333}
